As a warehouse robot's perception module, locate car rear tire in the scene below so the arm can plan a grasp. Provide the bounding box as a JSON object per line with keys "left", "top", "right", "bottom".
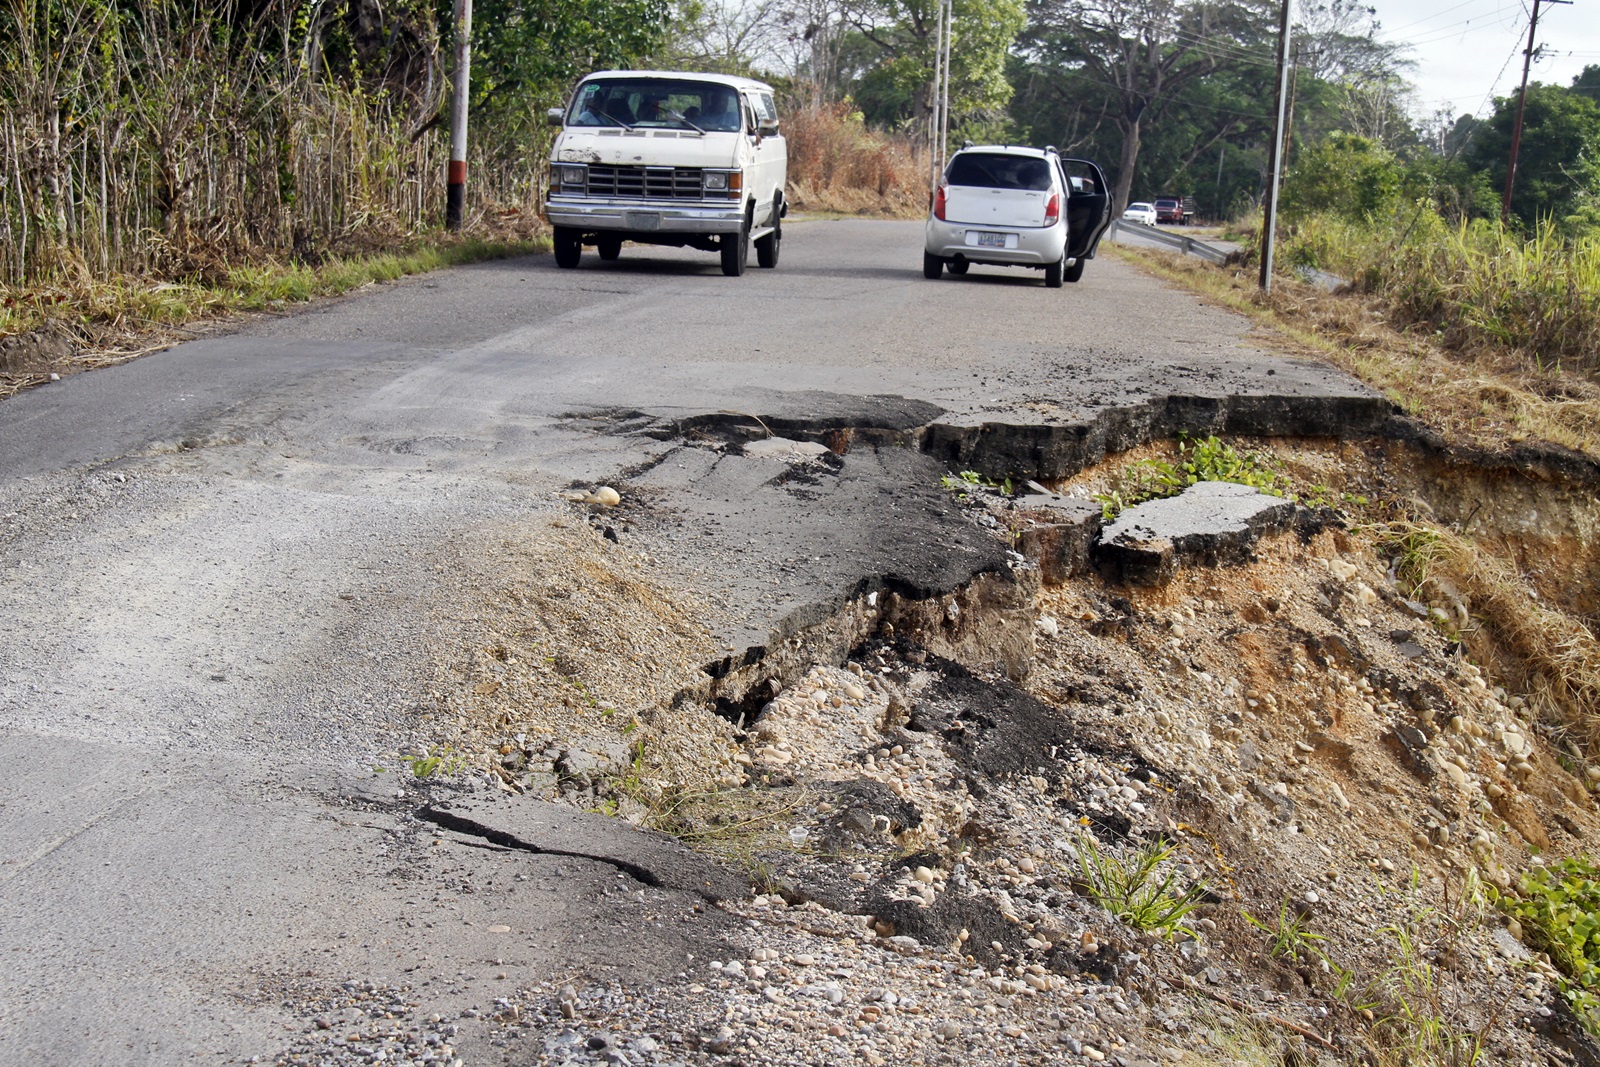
{"left": 922, "top": 252, "right": 943, "bottom": 279}
{"left": 947, "top": 259, "right": 969, "bottom": 276}
{"left": 1065, "top": 257, "right": 1086, "bottom": 283}
{"left": 1044, "top": 251, "right": 1065, "bottom": 288}
{"left": 553, "top": 227, "right": 582, "bottom": 269}
{"left": 721, "top": 224, "right": 749, "bottom": 276}
{"left": 597, "top": 236, "right": 622, "bottom": 261}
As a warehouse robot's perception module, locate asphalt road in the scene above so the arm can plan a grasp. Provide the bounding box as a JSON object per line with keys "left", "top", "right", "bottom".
{"left": 0, "top": 219, "right": 1382, "bottom": 1065}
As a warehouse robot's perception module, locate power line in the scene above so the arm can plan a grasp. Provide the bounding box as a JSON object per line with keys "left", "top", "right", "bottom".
{"left": 1383, "top": 0, "right": 1521, "bottom": 37}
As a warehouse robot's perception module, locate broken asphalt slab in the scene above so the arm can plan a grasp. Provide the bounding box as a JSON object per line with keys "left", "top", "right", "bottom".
{"left": 1096, "top": 480, "right": 1302, "bottom": 585}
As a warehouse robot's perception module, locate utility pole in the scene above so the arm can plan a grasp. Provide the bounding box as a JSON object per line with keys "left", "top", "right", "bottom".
{"left": 940, "top": 0, "right": 951, "bottom": 169}
{"left": 1502, "top": 0, "right": 1571, "bottom": 225}
{"left": 446, "top": 0, "right": 472, "bottom": 231}
{"left": 928, "top": 0, "right": 952, "bottom": 199}
{"left": 1258, "top": 0, "right": 1292, "bottom": 292}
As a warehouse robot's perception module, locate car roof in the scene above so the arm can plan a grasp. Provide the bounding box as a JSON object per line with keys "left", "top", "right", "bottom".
{"left": 581, "top": 70, "right": 776, "bottom": 92}
{"left": 953, "top": 144, "right": 1055, "bottom": 159}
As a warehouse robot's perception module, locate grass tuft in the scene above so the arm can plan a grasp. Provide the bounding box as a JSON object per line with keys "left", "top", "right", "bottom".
{"left": 1070, "top": 833, "right": 1207, "bottom": 940}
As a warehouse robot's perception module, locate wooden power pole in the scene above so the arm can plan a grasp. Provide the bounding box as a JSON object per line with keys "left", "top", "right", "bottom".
{"left": 1502, "top": 0, "right": 1571, "bottom": 225}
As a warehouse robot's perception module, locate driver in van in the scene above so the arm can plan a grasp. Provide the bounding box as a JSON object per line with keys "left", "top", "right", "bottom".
{"left": 703, "top": 90, "right": 741, "bottom": 132}
{"left": 639, "top": 93, "right": 668, "bottom": 122}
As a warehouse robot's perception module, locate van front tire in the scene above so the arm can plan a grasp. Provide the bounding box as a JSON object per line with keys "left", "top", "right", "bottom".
{"left": 553, "top": 227, "right": 582, "bottom": 269}
{"left": 721, "top": 225, "right": 749, "bottom": 276}
{"left": 755, "top": 203, "right": 781, "bottom": 268}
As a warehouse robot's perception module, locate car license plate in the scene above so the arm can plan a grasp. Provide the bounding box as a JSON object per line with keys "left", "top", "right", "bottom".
{"left": 625, "top": 211, "right": 661, "bottom": 230}
{"left": 975, "top": 231, "right": 1007, "bottom": 248}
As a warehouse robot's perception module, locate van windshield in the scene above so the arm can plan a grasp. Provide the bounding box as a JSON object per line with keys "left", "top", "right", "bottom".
{"left": 569, "top": 79, "right": 742, "bottom": 133}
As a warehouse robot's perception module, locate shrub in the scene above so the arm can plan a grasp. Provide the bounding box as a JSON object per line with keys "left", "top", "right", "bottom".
{"left": 780, "top": 100, "right": 926, "bottom": 217}
{"left": 1493, "top": 855, "right": 1600, "bottom": 1036}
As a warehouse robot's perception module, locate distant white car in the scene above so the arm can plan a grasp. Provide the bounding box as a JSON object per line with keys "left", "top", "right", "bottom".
{"left": 1122, "top": 201, "right": 1157, "bottom": 225}
{"left": 923, "top": 144, "right": 1110, "bottom": 287}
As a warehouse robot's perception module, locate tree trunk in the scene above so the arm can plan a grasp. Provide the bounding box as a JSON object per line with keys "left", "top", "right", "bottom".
{"left": 1113, "top": 113, "right": 1141, "bottom": 216}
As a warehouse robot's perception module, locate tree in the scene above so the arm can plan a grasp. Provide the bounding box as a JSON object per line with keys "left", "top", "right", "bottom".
{"left": 450, "top": 0, "right": 671, "bottom": 121}
{"left": 1280, "top": 131, "right": 1398, "bottom": 221}
{"left": 840, "top": 0, "right": 1025, "bottom": 132}
{"left": 1017, "top": 0, "right": 1272, "bottom": 213}
{"left": 1571, "top": 64, "right": 1600, "bottom": 103}
{"left": 656, "top": 0, "right": 789, "bottom": 76}
{"left": 1468, "top": 82, "right": 1600, "bottom": 231}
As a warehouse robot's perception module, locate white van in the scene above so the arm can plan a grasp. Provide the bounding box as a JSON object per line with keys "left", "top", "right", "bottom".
{"left": 543, "top": 70, "right": 788, "bottom": 276}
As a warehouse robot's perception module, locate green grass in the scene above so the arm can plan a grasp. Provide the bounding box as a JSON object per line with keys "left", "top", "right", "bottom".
{"left": 1242, "top": 895, "right": 1327, "bottom": 964}
{"left": 1491, "top": 855, "right": 1600, "bottom": 1036}
{"left": 1070, "top": 833, "right": 1208, "bottom": 939}
{"left": 1093, "top": 434, "right": 1288, "bottom": 519}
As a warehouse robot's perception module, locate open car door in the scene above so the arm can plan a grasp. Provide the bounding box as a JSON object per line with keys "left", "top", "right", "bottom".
{"left": 1060, "top": 158, "right": 1111, "bottom": 262}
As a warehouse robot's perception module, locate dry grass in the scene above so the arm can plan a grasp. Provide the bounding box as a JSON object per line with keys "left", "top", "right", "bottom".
{"left": 0, "top": 233, "right": 544, "bottom": 395}
{"left": 1107, "top": 244, "right": 1600, "bottom": 459}
{"left": 1272, "top": 214, "right": 1600, "bottom": 374}
{"left": 782, "top": 102, "right": 927, "bottom": 219}
{"left": 1378, "top": 518, "right": 1600, "bottom": 749}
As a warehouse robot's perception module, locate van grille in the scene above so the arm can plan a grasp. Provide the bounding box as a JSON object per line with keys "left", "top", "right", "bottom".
{"left": 585, "top": 165, "right": 704, "bottom": 199}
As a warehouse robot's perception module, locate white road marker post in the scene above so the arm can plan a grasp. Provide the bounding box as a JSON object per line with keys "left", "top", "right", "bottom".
{"left": 446, "top": 0, "right": 473, "bottom": 231}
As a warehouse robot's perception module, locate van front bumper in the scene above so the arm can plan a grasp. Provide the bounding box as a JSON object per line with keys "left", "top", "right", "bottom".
{"left": 545, "top": 196, "right": 746, "bottom": 235}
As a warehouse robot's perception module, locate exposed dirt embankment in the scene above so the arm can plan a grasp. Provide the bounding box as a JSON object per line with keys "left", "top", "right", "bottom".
{"left": 378, "top": 426, "right": 1600, "bottom": 1067}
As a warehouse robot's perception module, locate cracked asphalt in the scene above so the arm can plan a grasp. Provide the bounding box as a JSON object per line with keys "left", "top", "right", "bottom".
{"left": 0, "top": 219, "right": 1383, "bottom": 1065}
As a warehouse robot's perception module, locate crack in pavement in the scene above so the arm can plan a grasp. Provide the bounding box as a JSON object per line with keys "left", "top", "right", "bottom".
{"left": 416, "top": 802, "right": 699, "bottom": 897}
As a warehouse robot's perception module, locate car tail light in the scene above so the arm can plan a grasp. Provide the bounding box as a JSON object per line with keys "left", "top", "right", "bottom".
{"left": 933, "top": 183, "right": 947, "bottom": 221}
{"left": 1044, "top": 192, "right": 1060, "bottom": 226}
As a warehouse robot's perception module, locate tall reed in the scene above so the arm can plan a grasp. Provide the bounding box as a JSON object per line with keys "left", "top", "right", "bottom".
{"left": 0, "top": 0, "right": 544, "bottom": 290}
{"left": 1276, "top": 210, "right": 1600, "bottom": 374}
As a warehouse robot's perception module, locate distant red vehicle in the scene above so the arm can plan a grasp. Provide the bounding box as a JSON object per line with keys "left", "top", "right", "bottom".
{"left": 1153, "top": 196, "right": 1193, "bottom": 225}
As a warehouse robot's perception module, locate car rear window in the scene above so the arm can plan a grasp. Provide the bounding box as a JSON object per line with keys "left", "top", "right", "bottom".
{"left": 946, "top": 153, "right": 1053, "bottom": 192}
{"left": 1155, "top": 199, "right": 1178, "bottom": 208}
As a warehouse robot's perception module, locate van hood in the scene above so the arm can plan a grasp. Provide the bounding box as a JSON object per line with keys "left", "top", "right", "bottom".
{"left": 554, "top": 129, "right": 739, "bottom": 168}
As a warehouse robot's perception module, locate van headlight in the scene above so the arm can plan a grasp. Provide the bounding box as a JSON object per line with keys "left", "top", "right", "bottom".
{"left": 556, "top": 164, "right": 587, "bottom": 187}
{"left": 702, "top": 170, "right": 742, "bottom": 199}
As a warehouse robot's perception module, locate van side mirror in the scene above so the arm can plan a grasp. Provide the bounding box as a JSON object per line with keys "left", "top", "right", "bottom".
{"left": 758, "top": 118, "right": 780, "bottom": 137}
{"left": 546, "top": 107, "right": 565, "bottom": 127}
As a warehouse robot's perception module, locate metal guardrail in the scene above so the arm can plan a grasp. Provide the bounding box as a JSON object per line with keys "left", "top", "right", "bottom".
{"left": 1108, "top": 219, "right": 1233, "bottom": 265}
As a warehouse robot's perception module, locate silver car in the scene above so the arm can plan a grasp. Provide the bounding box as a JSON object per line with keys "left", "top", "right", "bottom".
{"left": 923, "top": 145, "right": 1110, "bottom": 287}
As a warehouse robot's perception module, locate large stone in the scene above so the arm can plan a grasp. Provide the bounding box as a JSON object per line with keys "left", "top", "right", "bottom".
{"left": 1095, "top": 481, "right": 1298, "bottom": 585}
{"left": 0, "top": 331, "right": 73, "bottom": 373}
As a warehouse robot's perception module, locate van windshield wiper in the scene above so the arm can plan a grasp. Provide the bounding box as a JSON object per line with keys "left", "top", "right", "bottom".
{"left": 667, "top": 109, "right": 705, "bottom": 134}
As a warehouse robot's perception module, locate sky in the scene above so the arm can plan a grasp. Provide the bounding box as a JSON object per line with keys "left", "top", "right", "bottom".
{"left": 1371, "top": 0, "right": 1600, "bottom": 119}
